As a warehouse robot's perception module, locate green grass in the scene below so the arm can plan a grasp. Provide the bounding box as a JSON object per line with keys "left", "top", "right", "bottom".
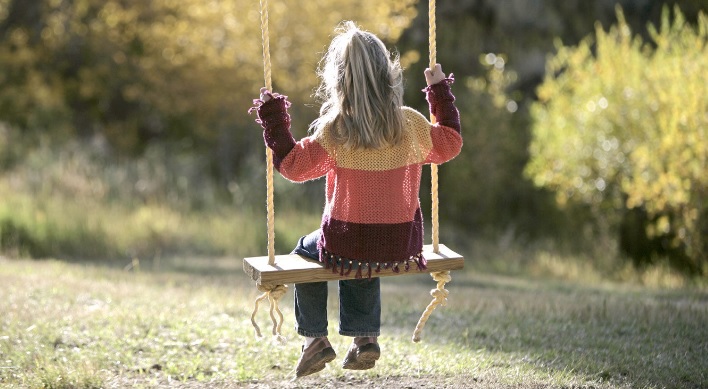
{"left": 0, "top": 256, "right": 705, "bottom": 388}
{"left": 0, "top": 179, "right": 322, "bottom": 262}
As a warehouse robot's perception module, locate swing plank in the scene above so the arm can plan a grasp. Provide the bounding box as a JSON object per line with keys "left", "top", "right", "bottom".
{"left": 243, "top": 244, "right": 463, "bottom": 285}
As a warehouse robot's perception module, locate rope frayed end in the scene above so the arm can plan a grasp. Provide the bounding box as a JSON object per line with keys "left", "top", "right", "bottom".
{"left": 250, "top": 283, "right": 288, "bottom": 341}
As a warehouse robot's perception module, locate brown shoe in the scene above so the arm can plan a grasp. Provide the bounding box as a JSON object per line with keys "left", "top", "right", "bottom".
{"left": 342, "top": 337, "right": 380, "bottom": 370}
{"left": 295, "top": 337, "right": 337, "bottom": 378}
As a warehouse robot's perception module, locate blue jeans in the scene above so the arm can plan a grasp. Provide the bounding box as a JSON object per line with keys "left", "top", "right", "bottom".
{"left": 291, "top": 230, "right": 381, "bottom": 338}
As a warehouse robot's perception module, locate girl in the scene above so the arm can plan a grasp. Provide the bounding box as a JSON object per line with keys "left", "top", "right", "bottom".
{"left": 250, "top": 21, "right": 462, "bottom": 377}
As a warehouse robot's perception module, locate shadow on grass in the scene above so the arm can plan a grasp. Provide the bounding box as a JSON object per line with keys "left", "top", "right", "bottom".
{"left": 382, "top": 268, "right": 707, "bottom": 388}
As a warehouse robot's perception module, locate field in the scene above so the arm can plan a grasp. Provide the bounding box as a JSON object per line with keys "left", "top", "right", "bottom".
{"left": 1, "top": 254, "right": 706, "bottom": 389}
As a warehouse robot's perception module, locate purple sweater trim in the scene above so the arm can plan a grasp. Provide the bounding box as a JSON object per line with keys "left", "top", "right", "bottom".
{"left": 319, "top": 247, "right": 427, "bottom": 279}
{"left": 319, "top": 208, "right": 424, "bottom": 263}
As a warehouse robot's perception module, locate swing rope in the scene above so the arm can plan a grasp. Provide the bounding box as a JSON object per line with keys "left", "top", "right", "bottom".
{"left": 260, "top": 0, "right": 275, "bottom": 267}
{"left": 429, "top": 0, "right": 440, "bottom": 255}
{"left": 412, "top": 0, "right": 452, "bottom": 343}
{"left": 249, "top": 0, "right": 287, "bottom": 340}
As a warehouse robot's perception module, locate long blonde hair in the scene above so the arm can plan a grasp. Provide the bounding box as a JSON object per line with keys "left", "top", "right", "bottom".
{"left": 310, "top": 21, "right": 405, "bottom": 149}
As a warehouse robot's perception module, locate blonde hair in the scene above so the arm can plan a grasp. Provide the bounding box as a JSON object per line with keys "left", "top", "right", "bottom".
{"left": 310, "top": 21, "right": 405, "bottom": 149}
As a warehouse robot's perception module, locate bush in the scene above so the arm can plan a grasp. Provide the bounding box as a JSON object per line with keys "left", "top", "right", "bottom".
{"left": 526, "top": 6, "right": 707, "bottom": 273}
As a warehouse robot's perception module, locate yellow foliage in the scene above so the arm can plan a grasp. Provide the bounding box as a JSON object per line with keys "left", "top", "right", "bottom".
{"left": 526, "top": 6, "right": 707, "bottom": 265}
{"left": 0, "top": 0, "right": 417, "bottom": 149}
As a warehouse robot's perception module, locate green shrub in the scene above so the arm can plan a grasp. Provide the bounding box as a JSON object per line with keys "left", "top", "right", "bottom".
{"left": 526, "top": 6, "right": 707, "bottom": 273}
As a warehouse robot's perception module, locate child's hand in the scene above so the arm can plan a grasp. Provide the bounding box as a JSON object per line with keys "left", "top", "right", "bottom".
{"left": 259, "top": 87, "right": 280, "bottom": 102}
{"left": 424, "top": 64, "right": 446, "bottom": 86}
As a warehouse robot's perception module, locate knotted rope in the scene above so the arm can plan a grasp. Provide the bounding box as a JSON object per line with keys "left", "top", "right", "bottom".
{"left": 249, "top": 0, "right": 287, "bottom": 341}
{"left": 412, "top": 270, "right": 450, "bottom": 342}
{"left": 250, "top": 283, "right": 288, "bottom": 340}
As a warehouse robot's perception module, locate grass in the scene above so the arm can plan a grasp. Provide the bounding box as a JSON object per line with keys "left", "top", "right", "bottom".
{"left": 0, "top": 179, "right": 321, "bottom": 262}
{"left": 1, "top": 140, "right": 706, "bottom": 387}
{"left": 0, "top": 255, "right": 705, "bottom": 388}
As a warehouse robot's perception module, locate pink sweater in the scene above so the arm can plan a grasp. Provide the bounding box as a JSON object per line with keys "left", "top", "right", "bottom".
{"left": 252, "top": 79, "right": 462, "bottom": 278}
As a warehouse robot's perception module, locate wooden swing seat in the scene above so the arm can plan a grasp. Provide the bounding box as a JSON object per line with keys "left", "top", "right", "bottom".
{"left": 243, "top": 244, "right": 463, "bottom": 285}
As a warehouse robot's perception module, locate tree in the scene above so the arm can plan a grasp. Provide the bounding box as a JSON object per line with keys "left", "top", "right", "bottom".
{"left": 525, "top": 6, "right": 707, "bottom": 272}
{"left": 0, "top": 0, "right": 416, "bottom": 172}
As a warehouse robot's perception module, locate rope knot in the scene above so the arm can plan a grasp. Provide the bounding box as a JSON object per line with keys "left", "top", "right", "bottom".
{"left": 412, "top": 270, "right": 451, "bottom": 343}
{"left": 257, "top": 283, "right": 287, "bottom": 299}
{"left": 430, "top": 287, "right": 449, "bottom": 306}
{"left": 431, "top": 271, "right": 452, "bottom": 284}
{"left": 250, "top": 283, "right": 288, "bottom": 340}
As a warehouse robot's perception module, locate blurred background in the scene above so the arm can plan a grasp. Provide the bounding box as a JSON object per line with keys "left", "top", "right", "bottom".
{"left": 0, "top": 0, "right": 705, "bottom": 281}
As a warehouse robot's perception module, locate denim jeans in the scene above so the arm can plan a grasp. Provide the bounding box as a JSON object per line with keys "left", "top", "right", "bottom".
{"left": 291, "top": 230, "right": 381, "bottom": 338}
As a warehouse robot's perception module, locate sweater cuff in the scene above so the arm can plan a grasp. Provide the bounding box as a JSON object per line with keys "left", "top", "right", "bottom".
{"left": 249, "top": 94, "right": 296, "bottom": 168}
{"left": 422, "top": 74, "right": 455, "bottom": 93}
{"left": 423, "top": 75, "right": 460, "bottom": 133}
{"left": 423, "top": 74, "right": 455, "bottom": 108}
{"left": 249, "top": 93, "right": 292, "bottom": 129}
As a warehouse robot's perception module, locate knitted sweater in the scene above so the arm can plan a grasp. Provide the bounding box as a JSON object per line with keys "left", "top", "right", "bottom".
{"left": 252, "top": 79, "right": 462, "bottom": 278}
